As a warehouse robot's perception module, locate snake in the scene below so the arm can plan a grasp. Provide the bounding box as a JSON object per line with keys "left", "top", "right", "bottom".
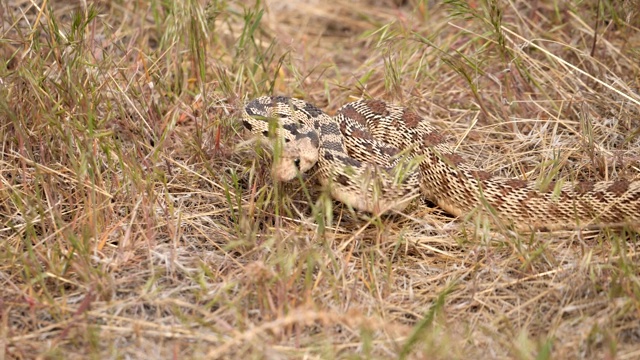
{"left": 240, "top": 96, "right": 640, "bottom": 230}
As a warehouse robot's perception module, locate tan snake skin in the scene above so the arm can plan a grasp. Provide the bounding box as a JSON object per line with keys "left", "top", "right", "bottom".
{"left": 241, "top": 96, "right": 640, "bottom": 230}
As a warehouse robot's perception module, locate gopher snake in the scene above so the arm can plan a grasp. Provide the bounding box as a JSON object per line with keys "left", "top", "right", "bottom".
{"left": 241, "top": 96, "right": 640, "bottom": 230}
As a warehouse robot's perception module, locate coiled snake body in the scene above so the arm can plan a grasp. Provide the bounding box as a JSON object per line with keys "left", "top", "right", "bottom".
{"left": 241, "top": 96, "right": 640, "bottom": 230}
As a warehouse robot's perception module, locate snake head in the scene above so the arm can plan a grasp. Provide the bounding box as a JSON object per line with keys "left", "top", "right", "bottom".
{"left": 272, "top": 137, "right": 319, "bottom": 181}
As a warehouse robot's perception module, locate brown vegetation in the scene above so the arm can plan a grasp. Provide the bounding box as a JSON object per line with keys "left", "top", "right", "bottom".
{"left": 2, "top": 0, "right": 640, "bottom": 358}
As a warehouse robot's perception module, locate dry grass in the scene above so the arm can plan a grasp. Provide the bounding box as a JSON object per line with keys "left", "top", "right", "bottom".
{"left": 2, "top": 0, "right": 640, "bottom": 358}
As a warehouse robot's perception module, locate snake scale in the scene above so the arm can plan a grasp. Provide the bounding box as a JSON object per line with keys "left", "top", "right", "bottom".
{"left": 241, "top": 96, "right": 640, "bottom": 230}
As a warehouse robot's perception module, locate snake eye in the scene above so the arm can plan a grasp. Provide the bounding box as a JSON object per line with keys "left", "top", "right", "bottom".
{"left": 293, "top": 158, "right": 301, "bottom": 169}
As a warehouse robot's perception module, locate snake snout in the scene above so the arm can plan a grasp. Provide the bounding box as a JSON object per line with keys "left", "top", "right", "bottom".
{"left": 271, "top": 140, "right": 319, "bottom": 182}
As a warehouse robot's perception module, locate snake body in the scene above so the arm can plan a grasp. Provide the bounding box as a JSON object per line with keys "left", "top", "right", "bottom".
{"left": 241, "top": 96, "right": 640, "bottom": 230}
